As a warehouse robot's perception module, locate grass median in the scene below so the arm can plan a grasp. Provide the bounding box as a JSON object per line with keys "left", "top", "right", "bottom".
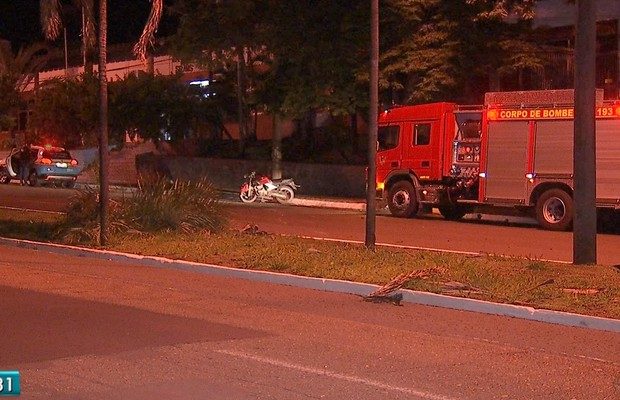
{"left": 0, "top": 208, "right": 618, "bottom": 320}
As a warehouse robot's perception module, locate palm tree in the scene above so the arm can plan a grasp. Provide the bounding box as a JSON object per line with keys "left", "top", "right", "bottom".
{"left": 0, "top": 40, "right": 49, "bottom": 130}
{"left": 40, "top": 0, "right": 163, "bottom": 245}
{"left": 40, "top": 0, "right": 96, "bottom": 73}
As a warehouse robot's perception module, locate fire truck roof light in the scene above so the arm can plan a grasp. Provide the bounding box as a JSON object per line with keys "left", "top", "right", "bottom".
{"left": 487, "top": 109, "right": 499, "bottom": 121}
{"left": 615, "top": 105, "right": 620, "bottom": 117}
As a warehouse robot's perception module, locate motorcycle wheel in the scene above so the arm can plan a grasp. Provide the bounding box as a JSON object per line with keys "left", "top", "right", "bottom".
{"left": 240, "top": 190, "right": 258, "bottom": 203}
{"left": 275, "top": 186, "right": 295, "bottom": 204}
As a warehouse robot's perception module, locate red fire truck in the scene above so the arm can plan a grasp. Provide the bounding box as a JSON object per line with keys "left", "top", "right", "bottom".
{"left": 375, "top": 89, "right": 620, "bottom": 230}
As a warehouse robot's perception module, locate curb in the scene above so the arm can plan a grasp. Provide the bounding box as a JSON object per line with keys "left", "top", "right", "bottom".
{"left": 1, "top": 236, "right": 618, "bottom": 333}
{"left": 291, "top": 198, "right": 366, "bottom": 211}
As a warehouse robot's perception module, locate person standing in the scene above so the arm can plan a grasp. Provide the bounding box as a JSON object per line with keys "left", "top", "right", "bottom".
{"left": 17, "top": 145, "right": 31, "bottom": 186}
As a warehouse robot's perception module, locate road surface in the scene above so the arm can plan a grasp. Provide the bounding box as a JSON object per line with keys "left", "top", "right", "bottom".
{"left": 1, "top": 184, "right": 619, "bottom": 264}
{"left": 0, "top": 243, "right": 618, "bottom": 399}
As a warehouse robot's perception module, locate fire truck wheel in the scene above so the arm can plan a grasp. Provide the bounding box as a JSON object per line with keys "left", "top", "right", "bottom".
{"left": 387, "top": 181, "right": 419, "bottom": 218}
{"left": 535, "top": 189, "right": 574, "bottom": 231}
{"left": 438, "top": 205, "right": 467, "bottom": 221}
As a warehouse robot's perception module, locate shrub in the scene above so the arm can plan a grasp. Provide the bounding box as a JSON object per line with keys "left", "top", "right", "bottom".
{"left": 57, "top": 178, "right": 225, "bottom": 244}
{"left": 123, "top": 178, "right": 225, "bottom": 233}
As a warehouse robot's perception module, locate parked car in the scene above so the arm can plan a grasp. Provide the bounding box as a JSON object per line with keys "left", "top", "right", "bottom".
{"left": 0, "top": 145, "right": 80, "bottom": 188}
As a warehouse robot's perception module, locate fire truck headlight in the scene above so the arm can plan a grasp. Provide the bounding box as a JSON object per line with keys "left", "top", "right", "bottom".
{"left": 479, "top": 172, "right": 486, "bottom": 178}
{"left": 525, "top": 173, "right": 536, "bottom": 179}
{"left": 376, "top": 182, "right": 385, "bottom": 190}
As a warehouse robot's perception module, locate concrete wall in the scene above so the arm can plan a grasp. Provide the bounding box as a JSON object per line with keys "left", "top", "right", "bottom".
{"left": 137, "top": 154, "right": 366, "bottom": 198}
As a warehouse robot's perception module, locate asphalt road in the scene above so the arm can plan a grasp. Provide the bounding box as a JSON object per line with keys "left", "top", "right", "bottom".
{"left": 1, "top": 243, "right": 619, "bottom": 399}
{"left": 1, "top": 184, "right": 620, "bottom": 264}
{"left": 226, "top": 203, "right": 620, "bottom": 265}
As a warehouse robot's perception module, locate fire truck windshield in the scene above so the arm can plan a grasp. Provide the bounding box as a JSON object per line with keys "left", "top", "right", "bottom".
{"left": 455, "top": 112, "right": 482, "bottom": 140}
{"left": 378, "top": 125, "right": 399, "bottom": 151}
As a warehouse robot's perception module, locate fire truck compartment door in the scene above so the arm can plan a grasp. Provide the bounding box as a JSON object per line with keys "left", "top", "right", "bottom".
{"left": 596, "top": 120, "right": 620, "bottom": 200}
{"left": 485, "top": 121, "right": 529, "bottom": 201}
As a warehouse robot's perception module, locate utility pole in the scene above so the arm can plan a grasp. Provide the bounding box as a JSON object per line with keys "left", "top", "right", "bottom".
{"left": 63, "top": 28, "right": 69, "bottom": 74}
{"left": 272, "top": 114, "right": 283, "bottom": 180}
{"left": 98, "top": 0, "right": 110, "bottom": 246}
{"left": 573, "top": 0, "right": 597, "bottom": 265}
{"left": 82, "top": 7, "right": 86, "bottom": 68}
{"left": 365, "top": 0, "right": 378, "bottom": 250}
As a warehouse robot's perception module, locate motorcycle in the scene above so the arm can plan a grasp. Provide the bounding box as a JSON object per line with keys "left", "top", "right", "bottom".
{"left": 239, "top": 171, "right": 299, "bottom": 204}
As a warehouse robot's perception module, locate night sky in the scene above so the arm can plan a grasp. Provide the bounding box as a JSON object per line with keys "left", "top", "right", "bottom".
{"left": 0, "top": 0, "right": 177, "bottom": 50}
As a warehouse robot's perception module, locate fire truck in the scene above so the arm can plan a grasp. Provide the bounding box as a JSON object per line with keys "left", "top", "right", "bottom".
{"left": 375, "top": 89, "right": 620, "bottom": 231}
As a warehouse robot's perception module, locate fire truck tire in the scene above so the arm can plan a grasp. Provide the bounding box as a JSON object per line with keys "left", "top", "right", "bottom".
{"left": 535, "top": 188, "right": 573, "bottom": 231}
{"left": 438, "top": 205, "right": 467, "bottom": 221}
{"left": 387, "top": 181, "right": 419, "bottom": 218}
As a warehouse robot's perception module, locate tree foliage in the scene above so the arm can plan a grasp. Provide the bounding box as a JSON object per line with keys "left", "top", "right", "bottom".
{"left": 28, "top": 72, "right": 228, "bottom": 149}
{"left": 28, "top": 75, "right": 99, "bottom": 148}
{"left": 381, "top": 0, "right": 545, "bottom": 104}
{"left": 0, "top": 40, "right": 49, "bottom": 129}
{"left": 171, "top": 0, "right": 543, "bottom": 113}
{"left": 108, "top": 72, "right": 222, "bottom": 145}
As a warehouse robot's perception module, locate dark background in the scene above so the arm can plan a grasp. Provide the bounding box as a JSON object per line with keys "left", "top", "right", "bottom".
{"left": 0, "top": 0, "right": 177, "bottom": 50}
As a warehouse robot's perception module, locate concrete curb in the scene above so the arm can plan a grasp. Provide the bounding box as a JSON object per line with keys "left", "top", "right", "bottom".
{"left": 1, "top": 236, "right": 618, "bottom": 333}
{"left": 291, "top": 198, "right": 366, "bottom": 211}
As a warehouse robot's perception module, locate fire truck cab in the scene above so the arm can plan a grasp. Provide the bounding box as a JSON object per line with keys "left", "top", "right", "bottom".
{"left": 376, "top": 89, "right": 620, "bottom": 231}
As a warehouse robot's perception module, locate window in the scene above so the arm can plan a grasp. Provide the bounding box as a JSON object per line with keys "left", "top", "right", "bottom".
{"left": 414, "top": 123, "right": 431, "bottom": 145}
{"left": 378, "top": 125, "right": 399, "bottom": 151}
{"left": 42, "top": 150, "right": 71, "bottom": 159}
{"left": 455, "top": 112, "right": 482, "bottom": 140}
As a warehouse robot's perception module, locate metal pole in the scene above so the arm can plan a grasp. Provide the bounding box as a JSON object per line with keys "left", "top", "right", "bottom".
{"left": 98, "top": 0, "right": 110, "bottom": 246}
{"left": 573, "top": 0, "right": 597, "bottom": 265}
{"left": 272, "top": 114, "right": 282, "bottom": 180}
{"left": 82, "top": 7, "right": 86, "bottom": 68}
{"left": 365, "top": 0, "right": 378, "bottom": 250}
{"left": 63, "top": 28, "right": 68, "bottom": 73}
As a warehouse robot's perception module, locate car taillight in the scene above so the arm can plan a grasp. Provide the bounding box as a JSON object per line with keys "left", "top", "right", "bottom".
{"left": 70, "top": 159, "right": 78, "bottom": 166}
{"left": 41, "top": 158, "right": 52, "bottom": 165}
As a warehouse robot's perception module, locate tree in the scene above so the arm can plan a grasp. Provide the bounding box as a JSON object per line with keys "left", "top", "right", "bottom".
{"left": 39, "top": 0, "right": 96, "bottom": 73}
{"left": 28, "top": 75, "right": 99, "bottom": 147}
{"left": 40, "top": 0, "right": 163, "bottom": 245}
{"left": 171, "top": 0, "right": 270, "bottom": 158}
{"left": 0, "top": 40, "right": 49, "bottom": 131}
{"left": 108, "top": 72, "right": 223, "bottom": 147}
{"left": 380, "top": 0, "right": 543, "bottom": 104}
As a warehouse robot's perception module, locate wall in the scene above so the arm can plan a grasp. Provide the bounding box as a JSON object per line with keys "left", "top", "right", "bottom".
{"left": 137, "top": 154, "right": 366, "bottom": 198}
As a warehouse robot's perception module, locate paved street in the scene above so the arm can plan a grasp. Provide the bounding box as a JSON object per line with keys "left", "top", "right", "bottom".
{"left": 2, "top": 184, "right": 620, "bottom": 264}
{"left": 1, "top": 243, "right": 619, "bottom": 399}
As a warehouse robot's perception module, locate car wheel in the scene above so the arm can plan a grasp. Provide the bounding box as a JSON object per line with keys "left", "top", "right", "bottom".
{"left": 387, "top": 181, "right": 419, "bottom": 218}
{"left": 28, "top": 172, "right": 40, "bottom": 187}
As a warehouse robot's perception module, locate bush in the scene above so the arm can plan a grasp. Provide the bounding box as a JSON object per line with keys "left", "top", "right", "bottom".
{"left": 124, "top": 178, "right": 225, "bottom": 233}
{"left": 57, "top": 178, "right": 225, "bottom": 244}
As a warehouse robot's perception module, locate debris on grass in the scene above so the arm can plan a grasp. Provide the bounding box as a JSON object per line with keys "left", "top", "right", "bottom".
{"left": 241, "top": 224, "right": 267, "bottom": 235}
{"left": 363, "top": 267, "right": 444, "bottom": 305}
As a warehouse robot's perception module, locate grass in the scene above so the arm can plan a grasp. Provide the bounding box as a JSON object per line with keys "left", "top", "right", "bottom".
{"left": 108, "top": 232, "right": 620, "bottom": 318}
{"left": 0, "top": 212, "right": 618, "bottom": 319}
{"left": 0, "top": 209, "right": 61, "bottom": 240}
